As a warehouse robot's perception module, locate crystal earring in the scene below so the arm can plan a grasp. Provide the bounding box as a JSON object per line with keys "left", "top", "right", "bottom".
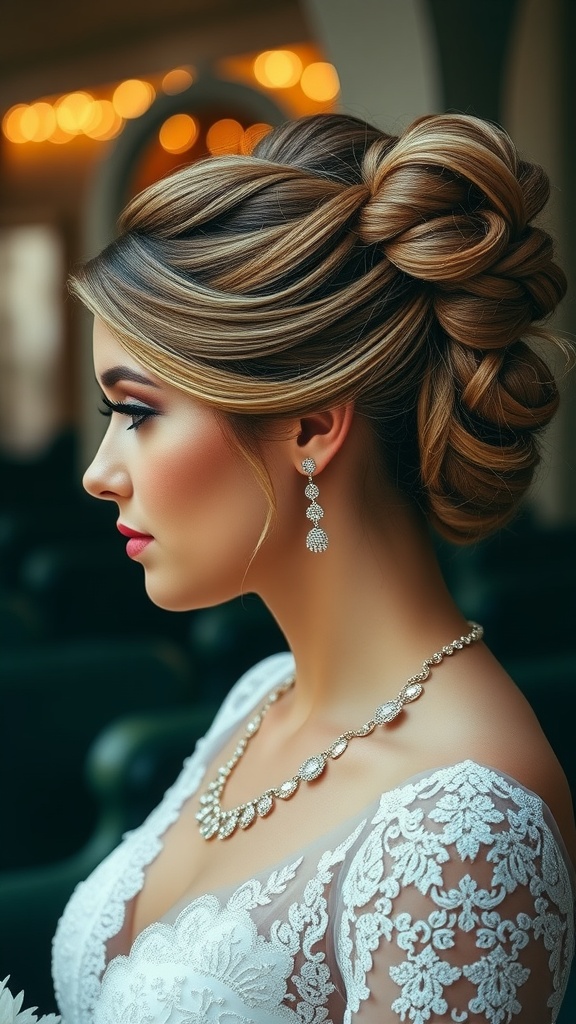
{"left": 302, "top": 458, "right": 328, "bottom": 553}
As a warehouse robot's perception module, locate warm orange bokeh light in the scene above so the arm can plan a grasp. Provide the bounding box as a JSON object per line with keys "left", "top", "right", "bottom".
{"left": 158, "top": 113, "right": 199, "bottom": 154}
{"left": 2, "top": 105, "right": 28, "bottom": 143}
{"left": 240, "top": 122, "right": 273, "bottom": 154}
{"left": 300, "top": 62, "right": 340, "bottom": 102}
{"left": 83, "top": 100, "right": 124, "bottom": 140}
{"left": 18, "top": 105, "right": 41, "bottom": 141}
{"left": 112, "top": 79, "right": 155, "bottom": 119}
{"left": 253, "top": 50, "right": 302, "bottom": 89}
{"left": 55, "top": 92, "right": 95, "bottom": 133}
{"left": 26, "top": 102, "right": 57, "bottom": 141}
{"left": 47, "top": 126, "right": 75, "bottom": 145}
{"left": 206, "top": 118, "right": 243, "bottom": 155}
{"left": 162, "top": 67, "right": 195, "bottom": 95}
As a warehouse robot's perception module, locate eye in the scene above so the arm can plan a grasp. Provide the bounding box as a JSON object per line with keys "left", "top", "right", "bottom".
{"left": 98, "top": 395, "right": 159, "bottom": 431}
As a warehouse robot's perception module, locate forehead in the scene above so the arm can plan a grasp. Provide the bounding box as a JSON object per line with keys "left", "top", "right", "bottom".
{"left": 92, "top": 318, "right": 162, "bottom": 389}
{"left": 93, "top": 318, "right": 137, "bottom": 367}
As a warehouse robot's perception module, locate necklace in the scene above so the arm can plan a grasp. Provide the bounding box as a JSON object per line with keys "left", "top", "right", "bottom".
{"left": 196, "top": 621, "right": 483, "bottom": 840}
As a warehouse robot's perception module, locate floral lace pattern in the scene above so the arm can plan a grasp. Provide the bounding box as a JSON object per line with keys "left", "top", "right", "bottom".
{"left": 337, "top": 762, "right": 575, "bottom": 1023}
{"left": 52, "top": 655, "right": 575, "bottom": 1023}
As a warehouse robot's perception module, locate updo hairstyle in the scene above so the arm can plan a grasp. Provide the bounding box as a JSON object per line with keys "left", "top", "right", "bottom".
{"left": 71, "top": 112, "right": 566, "bottom": 543}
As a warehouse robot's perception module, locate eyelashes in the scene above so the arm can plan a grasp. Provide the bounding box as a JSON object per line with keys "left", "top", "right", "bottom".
{"left": 99, "top": 395, "right": 159, "bottom": 431}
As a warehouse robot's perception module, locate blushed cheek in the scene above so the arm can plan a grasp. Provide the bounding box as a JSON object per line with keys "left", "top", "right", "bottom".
{"left": 150, "top": 424, "right": 267, "bottom": 550}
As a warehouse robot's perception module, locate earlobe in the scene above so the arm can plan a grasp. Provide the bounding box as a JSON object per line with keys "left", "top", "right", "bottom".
{"left": 293, "top": 402, "right": 355, "bottom": 474}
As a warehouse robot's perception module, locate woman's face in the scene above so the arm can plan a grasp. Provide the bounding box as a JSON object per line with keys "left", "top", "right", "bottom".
{"left": 83, "top": 319, "right": 274, "bottom": 611}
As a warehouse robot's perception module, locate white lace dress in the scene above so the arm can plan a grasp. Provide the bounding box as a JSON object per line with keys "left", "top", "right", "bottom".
{"left": 52, "top": 653, "right": 576, "bottom": 1023}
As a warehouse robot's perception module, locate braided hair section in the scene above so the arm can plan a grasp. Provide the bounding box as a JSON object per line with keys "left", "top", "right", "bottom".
{"left": 355, "top": 114, "right": 565, "bottom": 539}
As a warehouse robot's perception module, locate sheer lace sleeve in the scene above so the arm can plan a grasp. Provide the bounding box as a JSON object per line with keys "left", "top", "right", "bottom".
{"left": 334, "top": 761, "right": 575, "bottom": 1024}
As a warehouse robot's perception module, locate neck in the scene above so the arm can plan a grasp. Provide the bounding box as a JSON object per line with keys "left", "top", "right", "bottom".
{"left": 254, "top": 489, "right": 470, "bottom": 731}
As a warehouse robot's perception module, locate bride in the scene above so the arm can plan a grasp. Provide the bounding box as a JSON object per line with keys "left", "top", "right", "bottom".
{"left": 53, "top": 111, "right": 575, "bottom": 1022}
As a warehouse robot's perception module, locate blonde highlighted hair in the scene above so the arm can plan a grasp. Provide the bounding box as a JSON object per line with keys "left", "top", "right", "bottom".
{"left": 71, "top": 112, "right": 566, "bottom": 543}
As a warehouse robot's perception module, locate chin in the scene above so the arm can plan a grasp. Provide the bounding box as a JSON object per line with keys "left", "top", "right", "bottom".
{"left": 142, "top": 575, "right": 244, "bottom": 613}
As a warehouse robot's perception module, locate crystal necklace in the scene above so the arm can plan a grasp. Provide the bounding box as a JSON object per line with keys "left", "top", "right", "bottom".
{"left": 196, "top": 621, "right": 483, "bottom": 840}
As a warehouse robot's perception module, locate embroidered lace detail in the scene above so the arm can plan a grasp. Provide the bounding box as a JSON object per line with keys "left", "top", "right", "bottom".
{"left": 95, "top": 893, "right": 299, "bottom": 1024}
{"left": 52, "top": 654, "right": 576, "bottom": 1024}
{"left": 52, "top": 653, "right": 295, "bottom": 1024}
{"left": 336, "top": 761, "right": 575, "bottom": 1023}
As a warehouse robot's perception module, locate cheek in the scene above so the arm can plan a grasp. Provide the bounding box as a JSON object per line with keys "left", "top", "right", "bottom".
{"left": 146, "top": 425, "right": 266, "bottom": 549}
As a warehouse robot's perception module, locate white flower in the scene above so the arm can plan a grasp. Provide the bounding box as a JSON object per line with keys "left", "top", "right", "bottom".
{"left": 0, "top": 978, "right": 61, "bottom": 1024}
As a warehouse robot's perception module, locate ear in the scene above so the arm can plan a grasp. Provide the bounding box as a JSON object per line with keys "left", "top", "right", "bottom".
{"left": 288, "top": 403, "right": 355, "bottom": 475}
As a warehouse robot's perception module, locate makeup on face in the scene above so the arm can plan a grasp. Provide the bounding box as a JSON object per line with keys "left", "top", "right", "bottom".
{"left": 117, "top": 521, "right": 154, "bottom": 558}
{"left": 84, "top": 319, "right": 271, "bottom": 611}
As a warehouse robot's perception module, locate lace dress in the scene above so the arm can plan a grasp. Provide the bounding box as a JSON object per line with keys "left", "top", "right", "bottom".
{"left": 52, "top": 653, "right": 576, "bottom": 1023}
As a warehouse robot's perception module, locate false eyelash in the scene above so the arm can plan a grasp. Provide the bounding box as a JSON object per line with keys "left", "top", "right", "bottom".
{"left": 98, "top": 395, "right": 159, "bottom": 431}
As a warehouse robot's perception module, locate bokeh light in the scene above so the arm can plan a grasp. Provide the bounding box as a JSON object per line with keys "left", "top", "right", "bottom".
{"left": 18, "top": 105, "right": 41, "bottom": 141}
{"left": 206, "top": 118, "right": 243, "bottom": 155}
{"left": 240, "top": 122, "right": 273, "bottom": 154}
{"left": 300, "top": 62, "right": 340, "bottom": 102}
{"left": 47, "top": 125, "right": 75, "bottom": 145}
{"left": 26, "top": 102, "right": 57, "bottom": 141}
{"left": 162, "top": 67, "right": 195, "bottom": 95}
{"left": 83, "top": 100, "right": 124, "bottom": 141}
{"left": 55, "top": 92, "right": 95, "bottom": 134}
{"left": 159, "top": 113, "right": 199, "bottom": 154}
{"left": 253, "top": 50, "right": 302, "bottom": 89}
{"left": 112, "top": 79, "right": 155, "bottom": 119}
{"left": 2, "top": 105, "right": 28, "bottom": 143}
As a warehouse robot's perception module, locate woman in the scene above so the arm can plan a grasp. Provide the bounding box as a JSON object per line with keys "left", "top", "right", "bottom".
{"left": 53, "top": 112, "right": 575, "bottom": 1022}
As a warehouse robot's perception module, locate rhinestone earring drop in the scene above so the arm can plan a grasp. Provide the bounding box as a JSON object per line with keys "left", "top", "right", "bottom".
{"left": 302, "top": 458, "right": 328, "bottom": 552}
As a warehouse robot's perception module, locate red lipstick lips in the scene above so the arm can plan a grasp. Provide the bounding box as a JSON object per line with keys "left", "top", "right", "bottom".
{"left": 117, "top": 522, "right": 153, "bottom": 558}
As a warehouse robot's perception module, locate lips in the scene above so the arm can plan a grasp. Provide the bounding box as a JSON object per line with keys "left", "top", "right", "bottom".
{"left": 117, "top": 522, "right": 154, "bottom": 558}
{"left": 117, "top": 522, "right": 152, "bottom": 540}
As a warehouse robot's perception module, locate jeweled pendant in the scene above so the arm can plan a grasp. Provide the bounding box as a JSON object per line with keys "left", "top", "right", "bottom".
{"left": 276, "top": 778, "right": 299, "bottom": 799}
{"left": 374, "top": 700, "right": 402, "bottom": 724}
{"left": 306, "top": 502, "right": 324, "bottom": 522}
{"left": 256, "top": 794, "right": 274, "bottom": 816}
{"left": 299, "top": 755, "right": 326, "bottom": 781}
{"left": 238, "top": 804, "right": 256, "bottom": 829}
{"left": 306, "top": 527, "right": 329, "bottom": 553}
{"left": 330, "top": 738, "right": 348, "bottom": 758}
{"left": 201, "top": 815, "right": 220, "bottom": 839}
{"left": 401, "top": 682, "right": 423, "bottom": 702}
{"left": 196, "top": 804, "right": 215, "bottom": 823}
{"left": 218, "top": 812, "right": 239, "bottom": 839}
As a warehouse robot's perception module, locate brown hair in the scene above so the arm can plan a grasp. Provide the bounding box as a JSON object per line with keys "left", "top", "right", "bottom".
{"left": 71, "top": 112, "right": 566, "bottom": 543}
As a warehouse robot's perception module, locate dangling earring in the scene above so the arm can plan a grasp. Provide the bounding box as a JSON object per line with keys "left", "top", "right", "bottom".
{"left": 302, "top": 458, "right": 329, "bottom": 553}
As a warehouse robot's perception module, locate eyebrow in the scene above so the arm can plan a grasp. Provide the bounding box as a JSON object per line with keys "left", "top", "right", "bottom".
{"left": 99, "top": 366, "right": 160, "bottom": 389}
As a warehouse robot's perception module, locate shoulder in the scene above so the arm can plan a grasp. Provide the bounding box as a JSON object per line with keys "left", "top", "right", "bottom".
{"left": 364, "top": 758, "right": 575, "bottom": 878}
{"left": 401, "top": 645, "right": 576, "bottom": 868}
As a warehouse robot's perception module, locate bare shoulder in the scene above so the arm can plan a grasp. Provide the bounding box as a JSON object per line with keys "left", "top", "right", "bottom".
{"left": 409, "top": 643, "right": 576, "bottom": 865}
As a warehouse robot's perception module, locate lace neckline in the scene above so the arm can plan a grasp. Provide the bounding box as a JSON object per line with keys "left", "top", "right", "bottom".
{"left": 107, "top": 755, "right": 576, "bottom": 979}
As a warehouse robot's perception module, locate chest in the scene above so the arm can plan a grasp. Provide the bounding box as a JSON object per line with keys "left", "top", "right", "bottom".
{"left": 128, "top": 717, "right": 408, "bottom": 946}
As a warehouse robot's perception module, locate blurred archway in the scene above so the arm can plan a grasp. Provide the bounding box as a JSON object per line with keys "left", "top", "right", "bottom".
{"left": 85, "top": 72, "right": 287, "bottom": 256}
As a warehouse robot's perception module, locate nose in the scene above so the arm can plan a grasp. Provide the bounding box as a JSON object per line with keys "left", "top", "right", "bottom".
{"left": 83, "top": 436, "right": 132, "bottom": 502}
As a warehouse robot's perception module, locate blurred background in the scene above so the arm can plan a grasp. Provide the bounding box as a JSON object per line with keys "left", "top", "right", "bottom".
{"left": 0, "top": 0, "right": 575, "bottom": 1015}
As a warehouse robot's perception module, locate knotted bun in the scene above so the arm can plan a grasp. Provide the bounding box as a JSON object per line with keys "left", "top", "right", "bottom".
{"left": 71, "top": 112, "right": 566, "bottom": 544}
{"left": 355, "top": 114, "right": 566, "bottom": 541}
